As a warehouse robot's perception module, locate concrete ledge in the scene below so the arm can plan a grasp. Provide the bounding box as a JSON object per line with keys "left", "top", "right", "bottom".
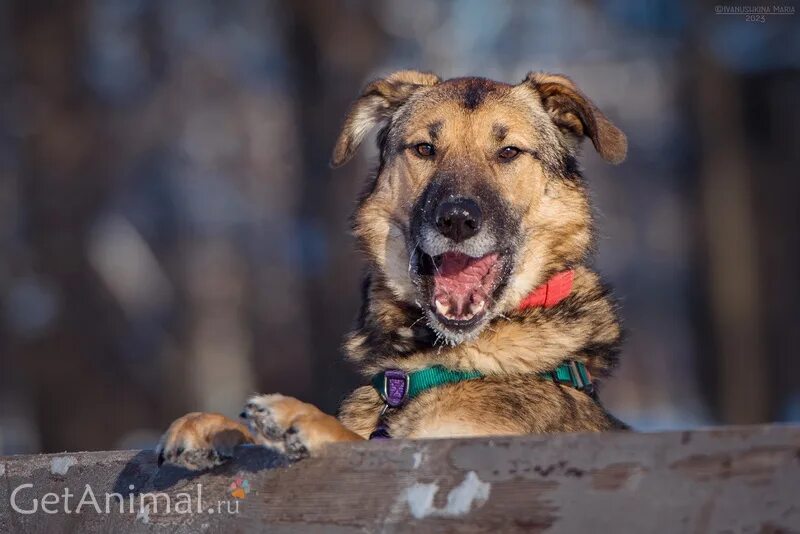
{"left": 1, "top": 425, "right": 799, "bottom": 532}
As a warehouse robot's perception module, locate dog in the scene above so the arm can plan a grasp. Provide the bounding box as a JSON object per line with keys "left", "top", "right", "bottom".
{"left": 157, "top": 70, "right": 629, "bottom": 470}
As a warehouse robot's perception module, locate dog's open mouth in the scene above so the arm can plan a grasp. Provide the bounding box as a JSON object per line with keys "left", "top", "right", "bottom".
{"left": 428, "top": 251, "right": 502, "bottom": 325}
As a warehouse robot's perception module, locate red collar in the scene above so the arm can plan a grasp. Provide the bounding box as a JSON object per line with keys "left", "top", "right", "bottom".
{"left": 517, "top": 270, "right": 575, "bottom": 311}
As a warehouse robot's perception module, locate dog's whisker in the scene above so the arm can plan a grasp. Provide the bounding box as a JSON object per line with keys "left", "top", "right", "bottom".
{"left": 409, "top": 315, "right": 426, "bottom": 328}
{"left": 407, "top": 241, "right": 422, "bottom": 277}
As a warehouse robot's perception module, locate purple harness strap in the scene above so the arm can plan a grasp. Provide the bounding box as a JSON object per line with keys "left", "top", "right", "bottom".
{"left": 369, "top": 423, "right": 392, "bottom": 440}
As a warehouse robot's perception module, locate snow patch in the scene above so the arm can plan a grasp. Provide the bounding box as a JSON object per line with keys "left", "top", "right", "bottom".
{"left": 136, "top": 504, "right": 151, "bottom": 524}
{"left": 404, "top": 481, "right": 439, "bottom": 519}
{"left": 50, "top": 456, "right": 77, "bottom": 475}
{"left": 412, "top": 451, "right": 423, "bottom": 469}
{"left": 443, "top": 471, "right": 491, "bottom": 516}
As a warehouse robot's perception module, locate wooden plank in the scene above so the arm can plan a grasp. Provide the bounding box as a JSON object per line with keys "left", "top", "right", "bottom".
{"left": 1, "top": 425, "right": 799, "bottom": 533}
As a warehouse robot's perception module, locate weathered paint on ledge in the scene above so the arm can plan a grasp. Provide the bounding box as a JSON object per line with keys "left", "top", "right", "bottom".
{"left": 1, "top": 424, "right": 799, "bottom": 533}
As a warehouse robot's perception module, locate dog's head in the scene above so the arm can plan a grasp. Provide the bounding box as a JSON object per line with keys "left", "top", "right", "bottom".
{"left": 333, "top": 71, "right": 626, "bottom": 344}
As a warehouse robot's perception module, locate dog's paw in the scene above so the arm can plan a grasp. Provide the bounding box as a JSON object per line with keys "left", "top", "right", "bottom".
{"left": 157, "top": 412, "right": 253, "bottom": 470}
{"left": 241, "top": 394, "right": 311, "bottom": 440}
{"left": 283, "top": 421, "right": 313, "bottom": 461}
{"left": 242, "top": 394, "right": 362, "bottom": 460}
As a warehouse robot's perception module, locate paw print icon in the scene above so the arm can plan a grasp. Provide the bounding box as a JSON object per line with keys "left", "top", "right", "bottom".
{"left": 229, "top": 478, "right": 250, "bottom": 499}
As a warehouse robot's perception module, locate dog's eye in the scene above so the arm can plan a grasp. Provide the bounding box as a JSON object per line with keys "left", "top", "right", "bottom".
{"left": 415, "top": 143, "right": 435, "bottom": 157}
{"left": 498, "top": 146, "right": 521, "bottom": 160}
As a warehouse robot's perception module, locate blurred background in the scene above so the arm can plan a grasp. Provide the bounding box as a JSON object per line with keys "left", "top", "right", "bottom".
{"left": 1, "top": 0, "right": 798, "bottom": 454}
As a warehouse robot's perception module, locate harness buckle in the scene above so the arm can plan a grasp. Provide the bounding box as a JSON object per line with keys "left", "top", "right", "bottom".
{"left": 569, "top": 361, "right": 597, "bottom": 400}
{"left": 381, "top": 369, "right": 410, "bottom": 407}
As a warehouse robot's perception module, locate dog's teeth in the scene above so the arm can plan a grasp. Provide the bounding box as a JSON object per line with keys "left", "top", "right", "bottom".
{"left": 436, "top": 298, "right": 486, "bottom": 322}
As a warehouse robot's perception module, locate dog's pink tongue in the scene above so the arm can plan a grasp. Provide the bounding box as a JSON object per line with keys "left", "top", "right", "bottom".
{"left": 433, "top": 252, "right": 498, "bottom": 319}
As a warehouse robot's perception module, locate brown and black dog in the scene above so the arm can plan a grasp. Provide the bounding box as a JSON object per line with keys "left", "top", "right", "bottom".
{"left": 157, "top": 70, "right": 629, "bottom": 470}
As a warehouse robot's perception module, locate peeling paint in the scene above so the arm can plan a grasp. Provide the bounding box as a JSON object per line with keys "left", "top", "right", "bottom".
{"left": 590, "top": 462, "right": 646, "bottom": 491}
{"left": 50, "top": 456, "right": 77, "bottom": 475}
{"left": 669, "top": 447, "right": 791, "bottom": 482}
{"left": 403, "top": 471, "right": 491, "bottom": 519}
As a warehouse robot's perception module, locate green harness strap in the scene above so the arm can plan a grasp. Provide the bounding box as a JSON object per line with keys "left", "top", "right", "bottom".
{"left": 371, "top": 361, "right": 594, "bottom": 405}
{"left": 370, "top": 366, "right": 483, "bottom": 401}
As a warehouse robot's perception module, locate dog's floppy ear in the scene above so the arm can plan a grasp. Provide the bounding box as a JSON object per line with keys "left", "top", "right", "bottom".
{"left": 331, "top": 70, "right": 441, "bottom": 168}
{"left": 523, "top": 72, "right": 627, "bottom": 164}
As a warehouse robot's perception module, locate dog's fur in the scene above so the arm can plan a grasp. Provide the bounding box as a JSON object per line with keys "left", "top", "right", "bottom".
{"left": 158, "top": 70, "right": 628, "bottom": 469}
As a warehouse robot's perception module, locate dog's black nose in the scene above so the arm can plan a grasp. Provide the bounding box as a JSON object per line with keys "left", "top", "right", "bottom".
{"left": 435, "top": 198, "right": 482, "bottom": 242}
